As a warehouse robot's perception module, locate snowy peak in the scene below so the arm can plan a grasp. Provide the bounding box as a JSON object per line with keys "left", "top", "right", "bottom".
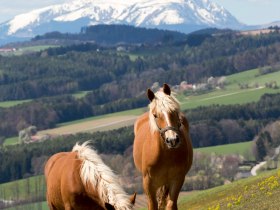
{"left": 0, "top": 0, "right": 244, "bottom": 38}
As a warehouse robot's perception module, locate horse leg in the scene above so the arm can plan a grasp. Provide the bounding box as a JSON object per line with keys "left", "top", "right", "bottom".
{"left": 143, "top": 175, "right": 158, "bottom": 210}
{"left": 165, "top": 180, "right": 184, "bottom": 210}
{"left": 64, "top": 203, "right": 74, "bottom": 210}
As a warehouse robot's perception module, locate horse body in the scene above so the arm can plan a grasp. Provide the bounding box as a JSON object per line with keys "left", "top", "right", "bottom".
{"left": 133, "top": 84, "right": 193, "bottom": 210}
{"left": 45, "top": 142, "right": 136, "bottom": 210}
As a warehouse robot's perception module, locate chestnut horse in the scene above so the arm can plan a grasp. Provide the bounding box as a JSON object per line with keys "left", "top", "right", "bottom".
{"left": 133, "top": 84, "right": 193, "bottom": 210}
{"left": 45, "top": 141, "right": 136, "bottom": 210}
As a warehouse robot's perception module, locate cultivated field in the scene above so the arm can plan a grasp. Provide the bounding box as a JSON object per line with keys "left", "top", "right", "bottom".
{"left": 38, "top": 115, "right": 138, "bottom": 136}
{"left": 39, "top": 68, "right": 280, "bottom": 137}
{"left": 3, "top": 67, "right": 280, "bottom": 145}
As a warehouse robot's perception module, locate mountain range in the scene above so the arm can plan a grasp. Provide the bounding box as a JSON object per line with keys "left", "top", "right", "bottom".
{"left": 0, "top": 0, "right": 247, "bottom": 45}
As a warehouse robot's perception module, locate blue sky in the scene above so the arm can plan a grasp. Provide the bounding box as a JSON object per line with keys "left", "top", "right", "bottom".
{"left": 213, "top": 0, "right": 280, "bottom": 25}
{"left": 0, "top": 0, "right": 279, "bottom": 25}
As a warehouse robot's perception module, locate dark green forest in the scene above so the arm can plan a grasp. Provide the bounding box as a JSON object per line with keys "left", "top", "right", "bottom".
{"left": 0, "top": 30, "right": 280, "bottom": 139}
{"left": 0, "top": 93, "right": 280, "bottom": 184}
{"left": 33, "top": 24, "right": 187, "bottom": 44}
{"left": 1, "top": 27, "right": 280, "bottom": 185}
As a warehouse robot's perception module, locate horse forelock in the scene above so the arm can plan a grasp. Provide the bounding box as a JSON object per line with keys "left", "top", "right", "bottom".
{"left": 149, "top": 91, "right": 180, "bottom": 132}
{"left": 72, "top": 141, "right": 132, "bottom": 210}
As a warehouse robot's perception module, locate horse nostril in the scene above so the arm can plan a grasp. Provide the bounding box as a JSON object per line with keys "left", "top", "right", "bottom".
{"left": 175, "top": 136, "right": 180, "bottom": 144}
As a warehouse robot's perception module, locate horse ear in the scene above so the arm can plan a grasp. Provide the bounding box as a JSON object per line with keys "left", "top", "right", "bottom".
{"left": 163, "top": 83, "right": 171, "bottom": 95}
{"left": 130, "top": 192, "right": 137, "bottom": 205}
{"left": 147, "top": 88, "right": 155, "bottom": 101}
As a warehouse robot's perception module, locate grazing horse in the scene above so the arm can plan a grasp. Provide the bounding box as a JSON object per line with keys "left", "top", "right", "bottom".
{"left": 44, "top": 141, "right": 136, "bottom": 210}
{"left": 133, "top": 84, "right": 193, "bottom": 210}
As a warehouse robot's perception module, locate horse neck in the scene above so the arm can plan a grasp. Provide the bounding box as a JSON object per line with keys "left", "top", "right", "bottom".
{"left": 73, "top": 143, "right": 132, "bottom": 210}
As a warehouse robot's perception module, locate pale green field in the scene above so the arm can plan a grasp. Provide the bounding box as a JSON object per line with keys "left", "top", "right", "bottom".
{"left": 180, "top": 68, "right": 280, "bottom": 109}
{"left": 5, "top": 202, "right": 49, "bottom": 210}
{"left": 0, "top": 99, "right": 31, "bottom": 108}
{"left": 195, "top": 141, "right": 254, "bottom": 160}
{"left": 0, "top": 176, "right": 45, "bottom": 200}
{"left": 3, "top": 68, "right": 280, "bottom": 145}
{"left": 0, "top": 45, "right": 58, "bottom": 57}
{"left": 3, "top": 137, "right": 18, "bottom": 146}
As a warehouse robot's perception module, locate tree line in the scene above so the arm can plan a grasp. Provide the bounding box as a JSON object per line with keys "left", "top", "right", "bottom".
{"left": 0, "top": 94, "right": 147, "bottom": 139}
{"left": 0, "top": 31, "right": 279, "bottom": 139}
{"left": 33, "top": 24, "right": 187, "bottom": 45}
{"left": 0, "top": 31, "right": 280, "bottom": 102}
{"left": 1, "top": 93, "right": 280, "bottom": 184}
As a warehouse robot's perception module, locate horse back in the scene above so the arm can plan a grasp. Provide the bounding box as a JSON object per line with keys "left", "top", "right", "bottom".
{"left": 45, "top": 151, "right": 107, "bottom": 210}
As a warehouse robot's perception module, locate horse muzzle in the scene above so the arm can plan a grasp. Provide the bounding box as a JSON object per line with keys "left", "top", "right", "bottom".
{"left": 165, "top": 135, "right": 181, "bottom": 148}
{"left": 160, "top": 126, "right": 181, "bottom": 148}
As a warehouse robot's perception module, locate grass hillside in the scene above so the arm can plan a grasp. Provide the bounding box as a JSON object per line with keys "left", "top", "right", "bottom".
{"left": 178, "top": 169, "right": 280, "bottom": 210}
{"left": 195, "top": 141, "right": 254, "bottom": 160}
{"left": 3, "top": 67, "right": 280, "bottom": 145}
{"left": 180, "top": 68, "right": 280, "bottom": 110}
{"left": 4, "top": 169, "right": 279, "bottom": 210}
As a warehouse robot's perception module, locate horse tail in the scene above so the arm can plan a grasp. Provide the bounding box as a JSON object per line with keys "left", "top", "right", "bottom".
{"left": 157, "top": 185, "right": 168, "bottom": 210}
{"left": 72, "top": 141, "right": 133, "bottom": 210}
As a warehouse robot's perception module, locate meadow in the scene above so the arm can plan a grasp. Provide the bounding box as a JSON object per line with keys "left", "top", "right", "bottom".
{"left": 3, "top": 169, "right": 280, "bottom": 210}
{"left": 1, "top": 67, "right": 280, "bottom": 209}
{"left": 195, "top": 141, "right": 254, "bottom": 160}
{"left": 180, "top": 68, "right": 280, "bottom": 110}
{"left": 178, "top": 169, "right": 280, "bottom": 210}
{"left": 3, "top": 67, "right": 280, "bottom": 145}
{"left": 0, "top": 45, "right": 58, "bottom": 57}
{"left": 0, "top": 141, "right": 254, "bottom": 209}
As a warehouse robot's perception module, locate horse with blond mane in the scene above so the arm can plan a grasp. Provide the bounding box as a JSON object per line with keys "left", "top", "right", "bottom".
{"left": 133, "top": 83, "right": 193, "bottom": 210}
{"left": 45, "top": 141, "right": 136, "bottom": 210}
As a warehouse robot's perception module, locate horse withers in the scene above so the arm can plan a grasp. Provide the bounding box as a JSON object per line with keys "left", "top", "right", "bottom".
{"left": 44, "top": 141, "right": 136, "bottom": 210}
{"left": 133, "top": 83, "right": 193, "bottom": 210}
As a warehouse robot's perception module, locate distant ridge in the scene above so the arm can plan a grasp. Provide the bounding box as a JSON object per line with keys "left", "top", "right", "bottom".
{"left": 0, "top": 0, "right": 244, "bottom": 45}
{"left": 32, "top": 24, "right": 187, "bottom": 45}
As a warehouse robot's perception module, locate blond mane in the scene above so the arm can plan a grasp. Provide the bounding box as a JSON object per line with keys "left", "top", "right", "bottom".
{"left": 149, "top": 91, "right": 180, "bottom": 132}
{"left": 72, "top": 141, "right": 132, "bottom": 210}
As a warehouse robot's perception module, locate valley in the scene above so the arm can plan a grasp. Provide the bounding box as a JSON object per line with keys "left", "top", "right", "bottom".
{"left": 0, "top": 26, "right": 280, "bottom": 210}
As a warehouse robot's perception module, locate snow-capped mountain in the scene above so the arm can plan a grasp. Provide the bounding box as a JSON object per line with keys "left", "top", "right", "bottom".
{"left": 0, "top": 0, "right": 244, "bottom": 41}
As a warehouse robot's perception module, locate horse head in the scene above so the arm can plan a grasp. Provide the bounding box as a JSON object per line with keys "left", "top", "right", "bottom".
{"left": 105, "top": 193, "right": 136, "bottom": 210}
{"left": 147, "top": 83, "right": 182, "bottom": 148}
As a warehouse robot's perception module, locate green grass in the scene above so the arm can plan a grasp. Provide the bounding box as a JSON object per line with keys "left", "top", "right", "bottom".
{"left": 0, "top": 99, "right": 31, "bottom": 108}
{"left": 4, "top": 170, "right": 280, "bottom": 210}
{"left": 0, "top": 45, "right": 58, "bottom": 57}
{"left": 195, "top": 141, "right": 254, "bottom": 160}
{"left": 72, "top": 91, "right": 92, "bottom": 99}
{"left": 3, "top": 68, "right": 280, "bottom": 145}
{"left": 5, "top": 201, "right": 49, "bottom": 210}
{"left": 180, "top": 68, "right": 280, "bottom": 109}
{"left": 178, "top": 169, "right": 280, "bottom": 210}
{"left": 57, "top": 107, "right": 145, "bottom": 127}
{"left": 3, "top": 137, "right": 19, "bottom": 146}
{"left": 0, "top": 176, "right": 45, "bottom": 201}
